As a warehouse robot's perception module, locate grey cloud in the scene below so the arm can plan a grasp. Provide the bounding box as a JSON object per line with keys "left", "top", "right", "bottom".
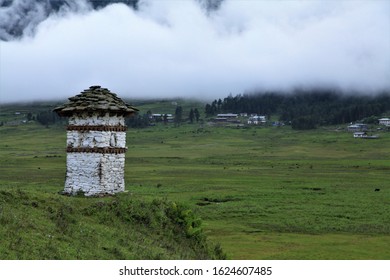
{"left": 0, "top": 0, "right": 92, "bottom": 40}
{"left": 0, "top": 0, "right": 389, "bottom": 103}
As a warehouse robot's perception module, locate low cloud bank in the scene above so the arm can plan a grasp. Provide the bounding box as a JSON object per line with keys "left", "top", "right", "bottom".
{"left": 1, "top": 0, "right": 389, "bottom": 103}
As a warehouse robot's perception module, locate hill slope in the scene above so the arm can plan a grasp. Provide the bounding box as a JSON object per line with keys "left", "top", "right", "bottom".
{"left": 0, "top": 189, "right": 225, "bottom": 259}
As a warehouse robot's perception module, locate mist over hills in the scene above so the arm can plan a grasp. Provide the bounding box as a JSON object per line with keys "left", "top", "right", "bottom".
{"left": 0, "top": 0, "right": 223, "bottom": 41}
{"left": 0, "top": 0, "right": 389, "bottom": 103}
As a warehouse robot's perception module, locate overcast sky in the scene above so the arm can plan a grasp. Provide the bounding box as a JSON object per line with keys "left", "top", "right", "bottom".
{"left": 0, "top": 0, "right": 389, "bottom": 103}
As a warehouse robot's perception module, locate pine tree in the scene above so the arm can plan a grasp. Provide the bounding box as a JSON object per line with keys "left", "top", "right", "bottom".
{"left": 189, "top": 109, "right": 195, "bottom": 123}
{"left": 175, "top": 106, "right": 183, "bottom": 126}
{"left": 194, "top": 108, "right": 200, "bottom": 122}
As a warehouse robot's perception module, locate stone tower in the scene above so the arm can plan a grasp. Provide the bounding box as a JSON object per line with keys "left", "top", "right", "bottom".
{"left": 54, "top": 86, "right": 138, "bottom": 196}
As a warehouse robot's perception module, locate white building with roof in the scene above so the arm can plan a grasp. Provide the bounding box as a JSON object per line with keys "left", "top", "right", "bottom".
{"left": 54, "top": 86, "right": 138, "bottom": 196}
{"left": 348, "top": 123, "right": 367, "bottom": 132}
{"left": 379, "top": 118, "right": 390, "bottom": 126}
{"left": 248, "top": 115, "right": 266, "bottom": 125}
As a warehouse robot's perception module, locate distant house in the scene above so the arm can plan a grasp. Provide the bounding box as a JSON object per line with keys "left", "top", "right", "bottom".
{"left": 348, "top": 123, "right": 367, "bottom": 132}
{"left": 247, "top": 115, "right": 266, "bottom": 125}
{"left": 378, "top": 118, "right": 390, "bottom": 126}
{"left": 215, "top": 113, "right": 238, "bottom": 122}
{"left": 217, "top": 113, "right": 238, "bottom": 119}
{"left": 353, "top": 131, "right": 379, "bottom": 139}
{"left": 214, "top": 113, "right": 240, "bottom": 123}
{"left": 353, "top": 132, "right": 367, "bottom": 138}
{"left": 150, "top": 113, "right": 173, "bottom": 122}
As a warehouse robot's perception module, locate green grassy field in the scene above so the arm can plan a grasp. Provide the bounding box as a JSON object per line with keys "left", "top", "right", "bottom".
{"left": 0, "top": 107, "right": 389, "bottom": 259}
{"left": 124, "top": 124, "right": 390, "bottom": 259}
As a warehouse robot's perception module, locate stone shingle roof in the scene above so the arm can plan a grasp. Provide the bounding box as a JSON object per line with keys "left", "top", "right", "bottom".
{"left": 54, "top": 86, "right": 138, "bottom": 117}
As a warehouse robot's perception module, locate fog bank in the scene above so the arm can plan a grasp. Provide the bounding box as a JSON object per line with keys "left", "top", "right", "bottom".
{"left": 1, "top": 0, "right": 389, "bottom": 103}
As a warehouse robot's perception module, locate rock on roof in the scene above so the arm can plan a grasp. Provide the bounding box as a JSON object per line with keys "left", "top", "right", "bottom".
{"left": 54, "top": 86, "right": 138, "bottom": 117}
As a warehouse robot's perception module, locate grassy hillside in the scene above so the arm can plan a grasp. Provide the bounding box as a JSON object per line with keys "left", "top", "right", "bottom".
{"left": 0, "top": 188, "right": 224, "bottom": 259}
{"left": 0, "top": 102, "right": 389, "bottom": 259}
{"left": 130, "top": 98, "right": 205, "bottom": 116}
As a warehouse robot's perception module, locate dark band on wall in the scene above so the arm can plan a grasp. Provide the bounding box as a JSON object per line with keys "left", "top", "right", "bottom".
{"left": 67, "top": 125, "right": 127, "bottom": 132}
{"left": 66, "top": 147, "right": 127, "bottom": 154}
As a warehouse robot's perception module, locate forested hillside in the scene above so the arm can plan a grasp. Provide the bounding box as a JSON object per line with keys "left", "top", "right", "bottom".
{"left": 205, "top": 89, "right": 390, "bottom": 129}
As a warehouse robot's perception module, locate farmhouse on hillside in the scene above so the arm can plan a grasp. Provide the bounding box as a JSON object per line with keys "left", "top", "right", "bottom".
{"left": 378, "top": 118, "right": 390, "bottom": 126}
{"left": 53, "top": 85, "right": 138, "bottom": 196}
{"left": 150, "top": 113, "right": 174, "bottom": 123}
{"left": 247, "top": 115, "right": 266, "bottom": 125}
{"left": 353, "top": 131, "right": 379, "bottom": 139}
{"left": 348, "top": 123, "right": 368, "bottom": 132}
{"left": 353, "top": 132, "right": 367, "bottom": 138}
{"left": 214, "top": 113, "right": 239, "bottom": 123}
{"left": 216, "top": 113, "right": 238, "bottom": 119}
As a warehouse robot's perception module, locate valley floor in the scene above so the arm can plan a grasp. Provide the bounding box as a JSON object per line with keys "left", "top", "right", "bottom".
{"left": 1, "top": 122, "right": 389, "bottom": 259}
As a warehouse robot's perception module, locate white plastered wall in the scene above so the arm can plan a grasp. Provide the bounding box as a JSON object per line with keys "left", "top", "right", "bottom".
{"left": 64, "top": 113, "right": 127, "bottom": 196}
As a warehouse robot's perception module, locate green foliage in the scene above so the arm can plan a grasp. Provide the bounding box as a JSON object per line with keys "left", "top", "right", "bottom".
{"left": 50, "top": 204, "right": 76, "bottom": 234}
{"left": 194, "top": 108, "right": 200, "bottom": 122}
{"left": 363, "top": 115, "right": 380, "bottom": 124}
{"left": 1, "top": 102, "right": 389, "bottom": 259}
{"left": 205, "top": 89, "right": 390, "bottom": 127}
{"left": 291, "top": 116, "right": 317, "bottom": 130}
{"left": 125, "top": 113, "right": 150, "bottom": 128}
{"left": 0, "top": 189, "right": 224, "bottom": 260}
{"left": 36, "top": 110, "right": 64, "bottom": 126}
{"left": 174, "top": 106, "right": 183, "bottom": 126}
{"left": 188, "top": 108, "right": 201, "bottom": 124}
{"left": 122, "top": 123, "right": 390, "bottom": 259}
{"left": 189, "top": 108, "right": 195, "bottom": 123}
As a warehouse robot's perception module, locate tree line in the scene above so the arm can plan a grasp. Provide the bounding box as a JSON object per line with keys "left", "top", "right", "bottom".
{"left": 36, "top": 111, "right": 65, "bottom": 126}
{"left": 126, "top": 106, "right": 201, "bottom": 128}
{"left": 205, "top": 89, "right": 390, "bottom": 129}
{"left": 30, "top": 105, "right": 201, "bottom": 128}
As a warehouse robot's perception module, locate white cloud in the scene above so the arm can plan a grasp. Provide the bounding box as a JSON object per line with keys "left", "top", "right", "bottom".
{"left": 0, "top": 0, "right": 389, "bottom": 103}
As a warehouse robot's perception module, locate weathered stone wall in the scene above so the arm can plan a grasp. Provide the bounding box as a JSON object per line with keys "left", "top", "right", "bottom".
{"left": 67, "top": 131, "right": 126, "bottom": 148}
{"left": 64, "top": 114, "right": 127, "bottom": 196}
{"left": 64, "top": 153, "right": 125, "bottom": 196}
{"left": 68, "top": 113, "right": 125, "bottom": 126}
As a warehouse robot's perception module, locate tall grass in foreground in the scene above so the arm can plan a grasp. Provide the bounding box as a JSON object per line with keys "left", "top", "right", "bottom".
{"left": 0, "top": 189, "right": 226, "bottom": 260}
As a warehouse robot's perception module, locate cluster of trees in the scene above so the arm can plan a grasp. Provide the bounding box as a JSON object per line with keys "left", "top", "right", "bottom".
{"left": 127, "top": 106, "right": 201, "bottom": 128}
{"left": 205, "top": 93, "right": 284, "bottom": 117}
{"left": 174, "top": 106, "right": 201, "bottom": 125}
{"left": 33, "top": 109, "right": 152, "bottom": 128}
{"left": 28, "top": 105, "right": 202, "bottom": 128}
{"left": 189, "top": 108, "right": 201, "bottom": 123}
{"left": 205, "top": 89, "right": 390, "bottom": 129}
{"left": 36, "top": 111, "right": 64, "bottom": 126}
{"left": 125, "top": 113, "right": 150, "bottom": 128}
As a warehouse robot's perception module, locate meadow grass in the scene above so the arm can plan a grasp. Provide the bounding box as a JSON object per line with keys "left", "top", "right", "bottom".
{"left": 0, "top": 188, "right": 224, "bottom": 259}
{"left": 124, "top": 124, "right": 390, "bottom": 259}
{"left": 0, "top": 121, "right": 389, "bottom": 259}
